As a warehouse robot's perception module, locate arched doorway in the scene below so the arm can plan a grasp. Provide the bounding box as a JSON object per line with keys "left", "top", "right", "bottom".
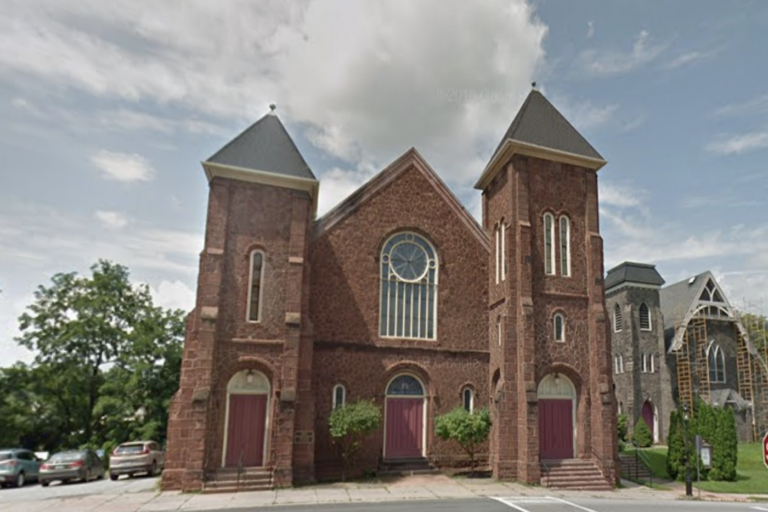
{"left": 384, "top": 374, "right": 426, "bottom": 459}
{"left": 222, "top": 370, "right": 270, "bottom": 468}
{"left": 537, "top": 373, "right": 577, "bottom": 460}
{"left": 641, "top": 400, "right": 657, "bottom": 443}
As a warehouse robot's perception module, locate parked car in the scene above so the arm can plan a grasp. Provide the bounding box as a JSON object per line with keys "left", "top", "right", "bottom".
{"left": 39, "top": 449, "right": 105, "bottom": 487}
{"left": 109, "top": 441, "right": 164, "bottom": 480}
{"left": 0, "top": 448, "right": 41, "bottom": 488}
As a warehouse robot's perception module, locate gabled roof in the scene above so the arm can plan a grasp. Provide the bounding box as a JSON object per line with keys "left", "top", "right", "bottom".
{"left": 605, "top": 262, "right": 665, "bottom": 292}
{"left": 475, "top": 89, "right": 607, "bottom": 189}
{"left": 661, "top": 271, "right": 746, "bottom": 352}
{"left": 313, "top": 148, "right": 489, "bottom": 251}
{"left": 206, "top": 112, "right": 316, "bottom": 180}
{"left": 492, "top": 90, "right": 603, "bottom": 162}
{"left": 710, "top": 388, "right": 751, "bottom": 411}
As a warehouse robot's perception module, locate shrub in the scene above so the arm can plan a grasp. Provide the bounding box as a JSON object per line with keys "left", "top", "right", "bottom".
{"left": 666, "top": 410, "right": 685, "bottom": 480}
{"left": 617, "top": 413, "right": 628, "bottom": 442}
{"left": 633, "top": 417, "right": 653, "bottom": 448}
{"left": 435, "top": 407, "right": 491, "bottom": 475}
{"left": 328, "top": 400, "right": 382, "bottom": 481}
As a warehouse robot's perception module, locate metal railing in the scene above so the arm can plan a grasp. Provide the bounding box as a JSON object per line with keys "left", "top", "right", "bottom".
{"left": 237, "top": 450, "right": 244, "bottom": 491}
{"left": 621, "top": 441, "right": 653, "bottom": 487}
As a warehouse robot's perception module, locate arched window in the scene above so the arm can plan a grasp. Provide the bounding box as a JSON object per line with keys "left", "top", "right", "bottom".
{"left": 639, "top": 303, "right": 651, "bottom": 331}
{"left": 380, "top": 232, "right": 438, "bottom": 340}
{"left": 387, "top": 375, "right": 425, "bottom": 396}
{"left": 247, "top": 250, "right": 265, "bottom": 322}
{"left": 614, "top": 303, "right": 623, "bottom": 332}
{"left": 494, "top": 223, "right": 500, "bottom": 284}
{"left": 501, "top": 220, "right": 507, "bottom": 282}
{"left": 700, "top": 279, "right": 724, "bottom": 303}
{"left": 544, "top": 213, "right": 555, "bottom": 275}
{"left": 462, "top": 387, "right": 474, "bottom": 413}
{"left": 332, "top": 384, "right": 346, "bottom": 409}
{"left": 553, "top": 313, "right": 565, "bottom": 342}
{"left": 708, "top": 342, "right": 726, "bottom": 383}
{"left": 559, "top": 216, "right": 571, "bottom": 277}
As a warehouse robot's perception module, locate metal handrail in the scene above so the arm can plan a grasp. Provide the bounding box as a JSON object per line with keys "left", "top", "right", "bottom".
{"left": 629, "top": 441, "right": 654, "bottom": 488}
{"left": 591, "top": 447, "right": 611, "bottom": 486}
{"left": 237, "top": 450, "right": 244, "bottom": 490}
{"left": 540, "top": 459, "right": 551, "bottom": 487}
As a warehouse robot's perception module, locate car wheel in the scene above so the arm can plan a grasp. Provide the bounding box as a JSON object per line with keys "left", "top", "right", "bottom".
{"left": 40, "top": 480, "right": 50, "bottom": 487}
{"left": 149, "top": 461, "right": 157, "bottom": 477}
{"left": 110, "top": 473, "right": 118, "bottom": 481}
{"left": 15, "top": 472, "right": 25, "bottom": 488}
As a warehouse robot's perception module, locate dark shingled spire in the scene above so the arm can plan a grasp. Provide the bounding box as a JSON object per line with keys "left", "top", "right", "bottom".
{"left": 206, "top": 112, "right": 316, "bottom": 181}
{"left": 605, "top": 261, "right": 666, "bottom": 291}
{"left": 491, "top": 89, "right": 604, "bottom": 162}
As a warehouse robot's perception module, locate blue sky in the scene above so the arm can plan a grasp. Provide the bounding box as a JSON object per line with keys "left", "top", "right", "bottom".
{"left": 2, "top": 0, "right": 767, "bottom": 365}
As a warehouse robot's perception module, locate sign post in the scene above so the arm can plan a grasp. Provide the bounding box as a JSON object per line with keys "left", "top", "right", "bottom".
{"left": 763, "top": 432, "right": 768, "bottom": 470}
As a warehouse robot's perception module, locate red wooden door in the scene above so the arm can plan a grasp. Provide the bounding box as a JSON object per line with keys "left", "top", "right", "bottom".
{"left": 225, "top": 394, "right": 267, "bottom": 467}
{"left": 642, "top": 401, "right": 654, "bottom": 439}
{"left": 539, "top": 399, "right": 573, "bottom": 459}
{"left": 385, "top": 398, "right": 423, "bottom": 459}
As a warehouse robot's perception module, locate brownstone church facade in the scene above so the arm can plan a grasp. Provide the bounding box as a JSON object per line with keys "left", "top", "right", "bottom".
{"left": 162, "top": 90, "right": 619, "bottom": 492}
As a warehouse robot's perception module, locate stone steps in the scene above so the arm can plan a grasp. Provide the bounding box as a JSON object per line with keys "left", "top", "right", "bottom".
{"left": 618, "top": 454, "right": 654, "bottom": 480}
{"left": 540, "top": 459, "right": 612, "bottom": 491}
{"left": 202, "top": 468, "right": 273, "bottom": 493}
{"left": 378, "top": 457, "right": 440, "bottom": 477}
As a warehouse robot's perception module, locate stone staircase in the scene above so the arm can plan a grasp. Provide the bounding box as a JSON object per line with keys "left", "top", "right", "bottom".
{"left": 202, "top": 467, "right": 273, "bottom": 493}
{"left": 540, "top": 459, "right": 612, "bottom": 491}
{"left": 378, "top": 457, "right": 440, "bottom": 477}
{"left": 618, "top": 453, "right": 653, "bottom": 481}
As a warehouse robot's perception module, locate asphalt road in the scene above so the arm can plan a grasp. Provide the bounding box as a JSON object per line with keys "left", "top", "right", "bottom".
{"left": 0, "top": 473, "right": 157, "bottom": 502}
{"left": 223, "top": 498, "right": 767, "bottom": 512}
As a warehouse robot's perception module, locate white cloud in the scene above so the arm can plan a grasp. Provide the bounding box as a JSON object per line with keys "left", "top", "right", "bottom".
{"left": 556, "top": 98, "right": 619, "bottom": 131}
{"left": 665, "top": 51, "right": 705, "bottom": 70}
{"left": 0, "top": 0, "right": 547, "bottom": 198}
{"left": 714, "top": 93, "right": 768, "bottom": 117}
{"left": 90, "top": 150, "right": 155, "bottom": 182}
{"left": 587, "top": 21, "right": 595, "bottom": 39}
{"left": 706, "top": 131, "right": 768, "bottom": 155}
{"left": 99, "top": 109, "right": 229, "bottom": 137}
{"left": 95, "top": 210, "right": 129, "bottom": 229}
{"left": 576, "top": 30, "right": 666, "bottom": 77}
{"left": 317, "top": 167, "right": 374, "bottom": 216}
{"left": 150, "top": 280, "right": 196, "bottom": 312}
{"left": 599, "top": 181, "right": 645, "bottom": 208}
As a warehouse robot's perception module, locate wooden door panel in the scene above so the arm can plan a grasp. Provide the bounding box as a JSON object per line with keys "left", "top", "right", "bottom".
{"left": 539, "top": 399, "right": 573, "bottom": 460}
{"left": 385, "top": 398, "right": 423, "bottom": 459}
{"left": 225, "top": 394, "right": 267, "bottom": 467}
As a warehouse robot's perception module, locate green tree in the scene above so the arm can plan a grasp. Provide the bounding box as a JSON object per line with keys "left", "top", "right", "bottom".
{"left": 632, "top": 417, "right": 653, "bottom": 448}
{"left": 666, "top": 410, "right": 685, "bottom": 480}
{"left": 328, "top": 400, "right": 382, "bottom": 480}
{"left": 435, "top": 407, "right": 491, "bottom": 475}
{"left": 14, "top": 260, "right": 185, "bottom": 449}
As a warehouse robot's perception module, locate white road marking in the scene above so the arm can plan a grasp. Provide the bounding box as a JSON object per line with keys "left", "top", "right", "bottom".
{"left": 547, "top": 496, "right": 601, "bottom": 512}
{"left": 750, "top": 507, "right": 768, "bottom": 511}
{"left": 490, "top": 497, "right": 533, "bottom": 511}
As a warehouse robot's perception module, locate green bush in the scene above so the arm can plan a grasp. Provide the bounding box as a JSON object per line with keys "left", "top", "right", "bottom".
{"left": 633, "top": 417, "right": 653, "bottom": 448}
{"left": 435, "top": 407, "right": 491, "bottom": 475}
{"left": 666, "top": 410, "right": 685, "bottom": 480}
{"left": 617, "top": 413, "right": 628, "bottom": 442}
{"left": 328, "top": 400, "right": 382, "bottom": 481}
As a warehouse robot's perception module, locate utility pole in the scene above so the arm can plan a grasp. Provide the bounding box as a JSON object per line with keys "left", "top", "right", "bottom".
{"left": 683, "top": 403, "right": 693, "bottom": 497}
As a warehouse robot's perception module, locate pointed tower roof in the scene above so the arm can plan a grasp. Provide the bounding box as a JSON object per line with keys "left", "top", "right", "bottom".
{"left": 475, "top": 88, "right": 607, "bottom": 189}
{"left": 202, "top": 107, "right": 319, "bottom": 216}
{"left": 605, "top": 261, "right": 665, "bottom": 293}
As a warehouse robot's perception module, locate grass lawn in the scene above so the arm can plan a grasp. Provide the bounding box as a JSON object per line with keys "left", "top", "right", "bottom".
{"left": 695, "top": 443, "right": 768, "bottom": 494}
{"left": 641, "top": 443, "right": 768, "bottom": 494}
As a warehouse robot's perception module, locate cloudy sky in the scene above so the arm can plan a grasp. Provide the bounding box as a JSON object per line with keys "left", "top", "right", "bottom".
{"left": 2, "top": 0, "right": 767, "bottom": 365}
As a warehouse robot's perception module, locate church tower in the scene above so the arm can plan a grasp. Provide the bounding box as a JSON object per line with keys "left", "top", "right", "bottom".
{"left": 163, "top": 107, "right": 318, "bottom": 491}
{"left": 476, "top": 89, "right": 618, "bottom": 485}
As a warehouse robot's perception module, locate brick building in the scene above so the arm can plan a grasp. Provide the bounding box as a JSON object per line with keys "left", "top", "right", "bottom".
{"left": 607, "top": 263, "right": 763, "bottom": 443}
{"left": 162, "top": 90, "right": 619, "bottom": 492}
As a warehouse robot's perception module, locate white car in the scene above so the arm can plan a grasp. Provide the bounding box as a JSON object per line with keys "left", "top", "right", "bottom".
{"left": 108, "top": 441, "right": 164, "bottom": 480}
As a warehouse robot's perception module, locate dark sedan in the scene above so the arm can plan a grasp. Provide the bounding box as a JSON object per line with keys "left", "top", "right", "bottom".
{"left": 39, "top": 450, "right": 105, "bottom": 486}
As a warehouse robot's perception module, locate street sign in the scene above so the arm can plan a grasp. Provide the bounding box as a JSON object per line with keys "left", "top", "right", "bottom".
{"left": 763, "top": 432, "right": 768, "bottom": 470}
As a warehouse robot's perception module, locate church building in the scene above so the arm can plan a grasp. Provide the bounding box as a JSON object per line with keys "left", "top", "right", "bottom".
{"left": 162, "top": 89, "right": 619, "bottom": 492}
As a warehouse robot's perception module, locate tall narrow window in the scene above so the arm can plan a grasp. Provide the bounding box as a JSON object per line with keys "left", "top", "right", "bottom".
{"left": 544, "top": 213, "right": 555, "bottom": 275}
{"left": 708, "top": 342, "right": 726, "bottom": 383}
{"left": 247, "top": 250, "right": 265, "bottom": 322}
{"left": 332, "top": 384, "right": 346, "bottom": 409}
{"left": 497, "top": 316, "right": 502, "bottom": 346}
{"left": 462, "top": 387, "right": 474, "bottom": 413}
{"left": 494, "top": 224, "right": 500, "bottom": 285}
{"left": 553, "top": 313, "right": 565, "bottom": 342}
{"left": 639, "top": 303, "right": 651, "bottom": 331}
{"left": 559, "top": 216, "right": 571, "bottom": 276}
{"left": 650, "top": 354, "right": 655, "bottom": 373}
{"left": 619, "top": 355, "right": 624, "bottom": 374}
{"left": 380, "top": 232, "right": 438, "bottom": 340}
{"left": 614, "top": 303, "right": 623, "bottom": 332}
{"left": 614, "top": 356, "right": 619, "bottom": 375}
{"left": 501, "top": 221, "right": 507, "bottom": 282}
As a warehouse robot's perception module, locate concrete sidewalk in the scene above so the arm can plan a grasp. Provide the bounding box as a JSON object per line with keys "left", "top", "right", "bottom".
{"left": 1, "top": 474, "right": 766, "bottom": 512}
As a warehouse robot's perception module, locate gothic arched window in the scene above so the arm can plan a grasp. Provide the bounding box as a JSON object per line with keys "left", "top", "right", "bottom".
{"left": 614, "top": 303, "right": 623, "bottom": 332}
{"left": 559, "top": 215, "right": 571, "bottom": 276}
{"left": 639, "top": 303, "right": 651, "bottom": 331}
{"left": 247, "top": 250, "right": 265, "bottom": 322}
{"left": 380, "top": 232, "right": 438, "bottom": 339}
{"left": 708, "top": 342, "right": 726, "bottom": 383}
{"left": 544, "top": 213, "right": 555, "bottom": 275}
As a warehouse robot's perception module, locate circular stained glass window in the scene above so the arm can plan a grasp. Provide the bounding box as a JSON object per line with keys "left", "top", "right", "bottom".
{"left": 389, "top": 242, "right": 428, "bottom": 281}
